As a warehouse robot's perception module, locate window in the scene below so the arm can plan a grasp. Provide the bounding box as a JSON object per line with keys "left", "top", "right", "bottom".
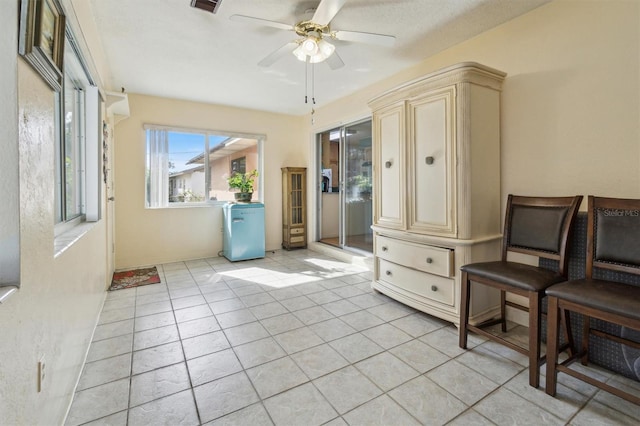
{"left": 59, "top": 58, "right": 84, "bottom": 219}
{"left": 145, "top": 127, "right": 262, "bottom": 208}
{"left": 231, "top": 157, "right": 246, "bottom": 175}
{"left": 55, "top": 30, "right": 99, "bottom": 231}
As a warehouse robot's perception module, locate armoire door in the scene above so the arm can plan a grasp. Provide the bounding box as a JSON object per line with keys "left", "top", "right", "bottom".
{"left": 407, "top": 86, "right": 457, "bottom": 236}
{"left": 373, "top": 101, "right": 405, "bottom": 230}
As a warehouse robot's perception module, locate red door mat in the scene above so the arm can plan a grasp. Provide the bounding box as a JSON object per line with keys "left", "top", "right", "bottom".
{"left": 109, "top": 267, "right": 161, "bottom": 291}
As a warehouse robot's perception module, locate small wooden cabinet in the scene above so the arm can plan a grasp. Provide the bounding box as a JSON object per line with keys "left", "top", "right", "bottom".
{"left": 281, "top": 167, "right": 307, "bottom": 250}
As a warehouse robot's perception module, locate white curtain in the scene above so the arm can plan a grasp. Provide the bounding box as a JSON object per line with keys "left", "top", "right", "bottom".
{"left": 147, "top": 129, "right": 169, "bottom": 207}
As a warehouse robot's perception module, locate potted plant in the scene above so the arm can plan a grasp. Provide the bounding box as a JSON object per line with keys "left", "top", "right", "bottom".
{"left": 227, "top": 169, "right": 258, "bottom": 202}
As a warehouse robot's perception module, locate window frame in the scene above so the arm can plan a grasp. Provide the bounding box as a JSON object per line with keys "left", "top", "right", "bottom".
{"left": 144, "top": 124, "right": 265, "bottom": 209}
{"left": 53, "top": 27, "right": 100, "bottom": 238}
{"left": 59, "top": 56, "right": 85, "bottom": 222}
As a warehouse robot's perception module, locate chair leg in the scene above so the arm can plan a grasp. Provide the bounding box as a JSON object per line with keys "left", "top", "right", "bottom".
{"left": 561, "top": 309, "right": 575, "bottom": 357}
{"left": 528, "top": 291, "right": 542, "bottom": 388}
{"left": 545, "top": 296, "right": 560, "bottom": 396}
{"left": 500, "top": 290, "right": 507, "bottom": 332}
{"left": 459, "top": 271, "right": 471, "bottom": 349}
{"left": 581, "top": 315, "right": 590, "bottom": 365}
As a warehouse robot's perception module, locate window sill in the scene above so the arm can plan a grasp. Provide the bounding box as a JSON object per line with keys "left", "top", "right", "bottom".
{"left": 145, "top": 202, "right": 228, "bottom": 210}
{"left": 54, "top": 221, "right": 97, "bottom": 258}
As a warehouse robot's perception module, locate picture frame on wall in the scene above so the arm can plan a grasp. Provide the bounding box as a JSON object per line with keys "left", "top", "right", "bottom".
{"left": 18, "top": 0, "right": 66, "bottom": 91}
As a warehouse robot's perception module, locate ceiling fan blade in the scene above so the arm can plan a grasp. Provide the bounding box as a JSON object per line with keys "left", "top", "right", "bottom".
{"left": 257, "top": 42, "right": 299, "bottom": 67}
{"left": 332, "top": 30, "right": 396, "bottom": 47}
{"left": 326, "top": 50, "right": 344, "bottom": 70}
{"left": 229, "top": 14, "right": 293, "bottom": 31}
{"left": 312, "top": 0, "right": 346, "bottom": 26}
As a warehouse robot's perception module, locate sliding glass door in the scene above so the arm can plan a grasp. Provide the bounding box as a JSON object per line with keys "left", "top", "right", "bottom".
{"left": 317, "top": 119, "right": 373, "bottom": 253}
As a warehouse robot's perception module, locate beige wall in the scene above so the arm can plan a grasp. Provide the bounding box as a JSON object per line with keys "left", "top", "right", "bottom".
{"left": 0, "top": 2, "right": 115, "bottom": 424}
{"left": 114, "top": 94, "right": 306, "bottom": 268}
{"left": 309, "top": 1, "right": 640, "bottom": 215}
{"left": 0, "top": 59, "right": 108, "bottom": 426}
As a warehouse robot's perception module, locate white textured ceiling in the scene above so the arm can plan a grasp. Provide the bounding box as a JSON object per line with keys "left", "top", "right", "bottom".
{"left": 87, "top": 0, "right": 548, "bottom": 115}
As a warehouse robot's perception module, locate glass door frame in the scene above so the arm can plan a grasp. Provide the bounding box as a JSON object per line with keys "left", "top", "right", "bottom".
{"left": 315, "top": 118, "right": 373, "bottom": 253}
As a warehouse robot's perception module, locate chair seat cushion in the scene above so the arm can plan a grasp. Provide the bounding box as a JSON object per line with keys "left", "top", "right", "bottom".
{"left": 546, "top": 279, "right": 640, "bottom": 321}
{"left": 461, "top": 261, "right": 565, "bottom": 292}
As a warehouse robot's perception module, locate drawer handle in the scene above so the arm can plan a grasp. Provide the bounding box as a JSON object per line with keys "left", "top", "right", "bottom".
{"left": 431, "top": 285, "right": 438, "bottom": 292}
{"left": 385, "top": 160, "right": 393, "bottom": 168}
{"left": 425, "top": 156, "right": 435, "bottom": 165}
{"left": 382, "top": 246, "right": 388, "bottom": 252}
{"left": 426, "top": 257, "right": 433, "bottom": 264}
{"left": 385, "top": 270, "right": 392, "bottom": 276}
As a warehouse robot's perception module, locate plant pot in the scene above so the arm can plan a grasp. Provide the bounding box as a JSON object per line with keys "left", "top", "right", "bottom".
{"left": 234, "top": 192, "right": 253, "bottom": 203}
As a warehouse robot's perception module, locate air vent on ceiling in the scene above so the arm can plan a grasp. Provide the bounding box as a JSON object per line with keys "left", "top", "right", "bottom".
{"left": 190, "top": 0, "right": 222, "bottom": 14}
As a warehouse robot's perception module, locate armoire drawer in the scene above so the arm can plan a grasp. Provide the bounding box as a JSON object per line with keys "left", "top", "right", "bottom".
{"left": 376, "top": 235, "right": 453, "bottom": 277}
{"left": 377, "top": 258, "right": 455, "bottom": 307}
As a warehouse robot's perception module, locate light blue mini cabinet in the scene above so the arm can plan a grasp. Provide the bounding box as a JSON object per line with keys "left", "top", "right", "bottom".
{"left": 222, "top": 202, "right": 265, "bottom": 261}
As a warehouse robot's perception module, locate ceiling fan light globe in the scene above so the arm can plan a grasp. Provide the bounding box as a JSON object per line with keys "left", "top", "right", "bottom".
{"left": 308, "top": 39, "right": 335, "bottom": 63}
{"left": 317, "top": 39, "right": 335, "bottom": 57}
{"left": 302, "top": 37, "right": 319, "bottom": 55}
{"left": 292, "top": 44, "right": 307, "bottom": 62}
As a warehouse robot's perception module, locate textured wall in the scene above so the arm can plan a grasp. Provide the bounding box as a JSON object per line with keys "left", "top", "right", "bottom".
{"left": 0, "top": 25, "right": 109, "bottom": 426}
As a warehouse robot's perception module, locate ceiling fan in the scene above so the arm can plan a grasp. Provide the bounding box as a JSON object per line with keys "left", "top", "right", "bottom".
{"left": 230, "top": 0, "right": 396, "bottom": 70}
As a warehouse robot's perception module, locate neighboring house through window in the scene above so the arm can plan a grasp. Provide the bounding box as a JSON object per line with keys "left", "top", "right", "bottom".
{"left": 145, "top": 127, "right": 263, "bottom": 207}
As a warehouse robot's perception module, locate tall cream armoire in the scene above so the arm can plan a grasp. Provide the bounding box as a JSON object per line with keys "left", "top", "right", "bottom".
{"left": 368, "top": 62, "right": 506, "bottom": 326}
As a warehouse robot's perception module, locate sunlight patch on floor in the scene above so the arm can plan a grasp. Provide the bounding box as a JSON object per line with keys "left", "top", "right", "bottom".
{"left": 216, "top": 257, "right": 367, "bottom": 289}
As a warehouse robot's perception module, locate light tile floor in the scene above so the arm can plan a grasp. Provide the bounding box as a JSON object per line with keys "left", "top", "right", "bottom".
{"left": 66, "top": 249, "right": 640, "bottom": 425}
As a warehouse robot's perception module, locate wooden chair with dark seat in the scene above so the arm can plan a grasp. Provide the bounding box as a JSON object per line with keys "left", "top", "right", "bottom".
{"left": 546, "top": 196, "right": 640, "bottom": 405}
{"left": 459, "top": 194, "right": 583, "bottom": 388}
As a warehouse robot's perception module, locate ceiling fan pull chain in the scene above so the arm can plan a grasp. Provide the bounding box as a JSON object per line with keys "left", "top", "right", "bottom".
{"left": 312, "top": 63, "right": 316, "bottom": 105}
{"left": 304, "top": 59, "right": 309, "bottom": 104}
{"left": 310, "top": 61, "right": 315, "bottom": 124}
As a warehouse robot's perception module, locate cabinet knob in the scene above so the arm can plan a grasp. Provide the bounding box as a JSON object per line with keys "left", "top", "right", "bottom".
{"left": 431, "top": 285, "right": 438, "bottom": 292}
{"left": 382, "top": 246, "right": 388, "bottom": 252}
{"left": 385, "top": 160, "right": 393, "bottom": 168}
{"left": 426, "top": 257, "right": 433, "bottom": 264}
{"left": 425, "top": 156, "right": 435, "bottom": 165}
{"left": 385, "top": 270, "right": 392, "bottom": 276}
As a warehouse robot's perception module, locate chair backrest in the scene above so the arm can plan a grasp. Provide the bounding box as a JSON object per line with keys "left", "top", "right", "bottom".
{"left": 503, "top": 195, "right": 583, "bottom": 276}
{"left": 587, "top": 196, "right": 640, "bottom": 277}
